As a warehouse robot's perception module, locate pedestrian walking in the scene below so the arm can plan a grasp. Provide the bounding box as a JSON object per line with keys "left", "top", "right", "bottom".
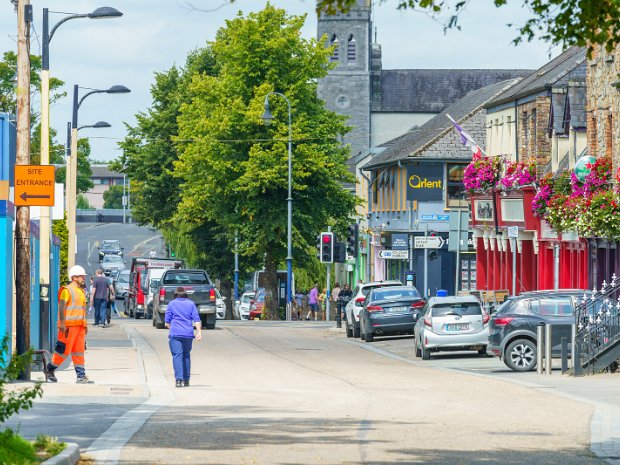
{"left": 301, "top": 290, "right": 309, "bottom": 320}
{"left": 339, "top": 283, "right": 353, "bottom": 320}
{"left": 91, "top": 269, "right": 114, "bottom": 328}
{"left": 318, "top": 288, "right": 327, "bottom": 320}
{"left": 294, "top": 290, "right": 304, "bottom": 321}
{"left": 307, "top": 284, "right": 319, "bottom": 320}
{"left": 331, "top": 283, "right": 341, "bottom": 303}
{"left": 165, "top": 286, "right": 202, "bottom": 388}
{"left": 46, "top": 265, "right": 91, "bottom": 384}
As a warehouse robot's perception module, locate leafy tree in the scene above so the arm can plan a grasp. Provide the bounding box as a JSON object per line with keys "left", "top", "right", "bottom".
{"left": 52, "top": 214, "right": 69, "bottom": 283}
{"left": 77, "top": 194, "right": 92, "bottom": 209}
{"left": 53, "top": 139, "right": 94, "bottom": 194}
{"left": 174, "top": 5, "right": 358, "bottom": 318}
{"left": 314, "top": 1, "right": 620, "bottom": 53}
{"left": 103, "top": 185, "right": 124, "bottom": 209}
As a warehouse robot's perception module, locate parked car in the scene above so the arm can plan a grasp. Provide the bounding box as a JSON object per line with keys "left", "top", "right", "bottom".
{"left": 344, "top": 280, "right": 402, "bottom": 338}
{"left": 98, "top": 240, "right": 123, "bottom": 261}
{"left": 358, "top": 285, "right": 425, "bottom": 342}
{"left": 414, "top": 296, "right": 489, "bottom": 360}
{"left": 249, "top": 289, "right": 266, "bottom": 320}
{"left": 488, "top": 289, "right": 589, "bottom": 372}
{"left": 215, "top": 288, "right": 226, "bottom": 319}
{"left": 238, "top": 291, "right": 254, "bottom": 320}
{"left": 101, "top": 254, "right": 126, "bottom": 274}
{"left": 115, "top": 270, "right": 130, "bottom": 300}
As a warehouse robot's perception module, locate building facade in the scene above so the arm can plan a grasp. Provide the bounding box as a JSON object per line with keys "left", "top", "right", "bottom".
{"left": 85, "top": 164, "right": 125, "bottom": 209}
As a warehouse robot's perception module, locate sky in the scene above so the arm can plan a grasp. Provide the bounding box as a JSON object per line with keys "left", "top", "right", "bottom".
{"left": 0, "top": 0, "right": 561, "bottom": 162}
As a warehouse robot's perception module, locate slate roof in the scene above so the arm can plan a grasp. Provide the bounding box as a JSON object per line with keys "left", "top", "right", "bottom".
{"left": 486, "top": 47, "right": 587, "bottom": 107}
{"left": 376, "top": 69, "right": 533, "bottom": 113}
{"left": 365, "top": 79, "right": 521, "bottom": 169}
{"left": 91, "top": 164, "right": 122, "bottom": 178}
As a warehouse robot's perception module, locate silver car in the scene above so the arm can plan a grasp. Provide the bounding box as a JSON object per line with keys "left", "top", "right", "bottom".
{"left": 114, "top": 270, "right": 130, "bottom": 299}
{"left": 413, "top": 296, "right": 489, "bottom": 360}
{"left": 238, "top": 291, "right": 254, "bottom": 320}
{"left": 344, "top": 280, "right": 402, "bottom": 338}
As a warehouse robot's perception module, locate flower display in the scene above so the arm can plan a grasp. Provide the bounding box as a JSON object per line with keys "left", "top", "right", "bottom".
{"left": 576, "top": 190, "right": 620, "bottom": 239}
{"left": 498, "top": 160, "right": 536, "bottom": 190}
{"left": 463, "top": 155, "right": 502, "bottom": 193}
{"left": 532, "top": 171, "right": 570, "bottom": 219}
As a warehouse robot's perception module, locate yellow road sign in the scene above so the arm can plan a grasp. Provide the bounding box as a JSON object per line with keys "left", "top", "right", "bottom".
{"left": 14, "top": 165, "right": 55, "bottom": 206}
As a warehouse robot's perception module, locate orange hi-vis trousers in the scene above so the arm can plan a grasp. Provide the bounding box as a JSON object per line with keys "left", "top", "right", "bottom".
{"left": 51, "top": 326, "right": 86, "bottom": 378}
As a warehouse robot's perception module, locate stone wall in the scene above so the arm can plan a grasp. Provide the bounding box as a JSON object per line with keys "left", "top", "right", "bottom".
{"left": 517, "top": 96, "right": 551, "bottom": 168}
{"left": 586, "top": 45, "right": 620, "bottom": 173}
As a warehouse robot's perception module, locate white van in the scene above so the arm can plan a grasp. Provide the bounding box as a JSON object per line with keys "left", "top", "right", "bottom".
{"left": 144, "top": 268, "right": 167, "bottom": 319}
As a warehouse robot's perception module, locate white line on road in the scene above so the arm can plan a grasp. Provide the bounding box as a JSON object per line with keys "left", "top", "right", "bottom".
{"left": 84, "top": 325, "right": 174, "bottom": 465}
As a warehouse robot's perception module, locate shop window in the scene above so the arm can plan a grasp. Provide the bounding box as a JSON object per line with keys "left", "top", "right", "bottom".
{"left": 330, "top": 34, "right": 339, "bottom": 62}
{"left": 93, "top": 179, "right": 102, "bottom": 185}
{"left": 347, "top": 34, "right": 356, "bottom": 63}
{"left": 446, "top": 163, "right": 468, "bottom": 208}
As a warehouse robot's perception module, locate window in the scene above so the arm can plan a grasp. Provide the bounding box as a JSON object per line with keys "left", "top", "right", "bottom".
{"left": 330, "top": 34, "right": 339, "bottom": 62}
{"left": 347, "top": 34, "right": 356, "bottom": 62}
{"left": 431, "top": 303, "right": 482, "bottom": 316}
{"left": 446, "top": 163, "right": 468, "bottom": 208}
{"left": 529, "top": 298, "right": 572, "bottom": 316}
{"left": 500, "top": 199, "right": 524, "bottom": 222}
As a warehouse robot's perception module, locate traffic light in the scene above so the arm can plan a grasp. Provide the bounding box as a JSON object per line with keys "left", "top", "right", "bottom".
{"left": 316, "top": 235, "right": 322, "bottom": 260}
{"left": 346, "top": 223, "right": 359, "bottom": 257}
{"left": 320, "top": 232, "right": 334, "bottom": 263}
{"left": 334, "top": 242, "right": 346, "bottom": 263}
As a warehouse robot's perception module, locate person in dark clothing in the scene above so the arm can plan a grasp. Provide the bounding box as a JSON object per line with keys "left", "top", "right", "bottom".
{"left": 165, "top": 287, "right": 202, "bottom": 387}
{"left": 90, "top": 270, "right": 114, "bottom": 328}
{"left": 339, "top": 284, "right": 353, "bottom": 321}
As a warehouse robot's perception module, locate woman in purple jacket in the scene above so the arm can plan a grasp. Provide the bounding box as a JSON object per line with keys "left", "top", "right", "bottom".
{"left": 165, "top": 287, "right": 202, "bottom": 387}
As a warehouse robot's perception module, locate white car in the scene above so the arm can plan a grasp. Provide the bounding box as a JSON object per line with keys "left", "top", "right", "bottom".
{"left": 215, "top": 288, "right": 226, "bottom": 319}
{"left": 344, "top": 280, "right": 402, "bottom": 338}
{"left": 238, "top": 291, "right": 254, "bottom": 320}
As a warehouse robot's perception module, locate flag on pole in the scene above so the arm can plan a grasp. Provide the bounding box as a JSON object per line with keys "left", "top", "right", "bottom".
{"left": 446, "top": 114, "right": 483, "bottom": 158}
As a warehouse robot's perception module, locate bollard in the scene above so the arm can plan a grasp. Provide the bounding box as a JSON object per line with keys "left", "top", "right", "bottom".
{"left": 545, "top": 323, "right": 552, "bottom": 375}
{"left": 537, "top": 322, "right": 545, "bottom": 375}
{"left": 336, "top": 300, "right": 342, "bottom": 328}
{"left": 561, "top": 337, "right": 568, "bottom": 374}
{"left": 571, "top": 323, "right": 577, "bottom": 372}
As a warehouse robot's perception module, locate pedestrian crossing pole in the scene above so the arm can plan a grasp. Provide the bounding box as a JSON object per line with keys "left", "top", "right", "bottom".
{"left": 326, "top": 226, "right": 331, "bottom": 322}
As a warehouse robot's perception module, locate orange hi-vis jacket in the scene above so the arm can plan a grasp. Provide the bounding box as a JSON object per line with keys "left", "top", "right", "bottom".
{"left": 58, "top": 284, "right": 88, "bottom": 327}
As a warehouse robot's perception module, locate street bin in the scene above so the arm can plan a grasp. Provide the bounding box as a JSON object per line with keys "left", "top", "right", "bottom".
{"left": 436, "top": 289, "right": 448, "bottom": 297}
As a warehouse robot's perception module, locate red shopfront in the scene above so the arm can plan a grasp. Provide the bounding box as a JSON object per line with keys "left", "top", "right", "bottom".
{"left": 471, "top": 187, "right": 588, "bottom": 294}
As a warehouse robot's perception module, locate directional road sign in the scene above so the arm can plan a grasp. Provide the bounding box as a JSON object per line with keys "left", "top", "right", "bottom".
{"left": 414, "top": 236, "right": 445, "bottom": 249}
{"left": 379, "top": 249, "right": 409, "bottom": 259}
{"left": 14, "top": 165, "right": 55, "bottom": 207}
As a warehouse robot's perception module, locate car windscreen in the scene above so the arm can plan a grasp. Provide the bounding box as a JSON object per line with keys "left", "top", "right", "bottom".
{"left": 163, "top": 272, "right": 209, "bottom": 285}
{"left": 431, "top": 303, "right": 482, "bottom": 316}
{"left": 256, "top": 292, "right": 265, "bottom": 303}
{"left": 372, "top": 288, "right": 420, "bottom": 301}
{"left": 241, "top": 295, "right": 252, "bottom": 304}
{"left": 103, "top": 256, "right": 123, "bottom": 263}
{"left": 118, "top": 274, "right": 129, "bottom": 284}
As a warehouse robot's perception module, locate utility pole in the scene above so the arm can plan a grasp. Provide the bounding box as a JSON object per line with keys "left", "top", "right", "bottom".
{"left": 15, "top": 0, "right": 32, "bottom": 380}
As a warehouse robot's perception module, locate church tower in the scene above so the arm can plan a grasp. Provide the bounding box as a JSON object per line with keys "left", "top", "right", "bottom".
{"left": 317, "top": 0, "right": 373, "bottom": 164}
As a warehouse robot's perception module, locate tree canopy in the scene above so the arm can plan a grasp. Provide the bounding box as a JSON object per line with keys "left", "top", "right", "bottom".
{"left": 313, "top": 0, "right": 620, "bottom": 53}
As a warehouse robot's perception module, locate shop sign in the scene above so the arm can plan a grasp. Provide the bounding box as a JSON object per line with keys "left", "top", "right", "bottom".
{"left": 406, "top": 164, "right": 443, "bottom": 201}
{"left": 391, "top": 233, "right": 408, "bottom": 250}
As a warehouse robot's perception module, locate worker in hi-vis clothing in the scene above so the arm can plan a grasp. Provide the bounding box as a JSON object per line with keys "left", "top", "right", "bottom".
{"left": 47, "top": 265, "right": 92, "bottom": 384}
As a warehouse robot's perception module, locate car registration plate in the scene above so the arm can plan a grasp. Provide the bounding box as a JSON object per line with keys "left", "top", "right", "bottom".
{"left": 387, "top": 306, "right": 409, "bottom": 313}
{"left": 446, "top": 323, "right": 469, "bottom": 331}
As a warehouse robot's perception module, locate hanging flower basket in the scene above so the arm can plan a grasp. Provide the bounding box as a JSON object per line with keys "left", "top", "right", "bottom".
{"left": 498, "top": 160, "right": 536, "bottom": 190}
{"left": 576, "top": 190, "right": 620, "bottom": 239}
{"left": 463, "top": 156, "right": 502, "bottom": 193}
{"left": 532, "top": 170, "right": 571, "bottom": 219}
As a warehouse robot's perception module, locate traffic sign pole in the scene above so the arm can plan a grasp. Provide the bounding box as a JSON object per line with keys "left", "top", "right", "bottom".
{"left": 424, "top": 224, "right": 428, "bottom": 299}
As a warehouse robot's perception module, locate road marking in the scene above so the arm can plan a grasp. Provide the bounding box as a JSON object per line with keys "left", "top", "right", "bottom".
{"left": 84, "top": 325, "right": 174, "bottom": 464}
{"left": 128, "top": 235, "right": 160, "bottom": 257}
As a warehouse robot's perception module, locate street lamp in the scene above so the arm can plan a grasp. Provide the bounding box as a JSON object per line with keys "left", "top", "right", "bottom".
{"left": 261, "top": 92, "right": 293, "bottom": 319}
{"left": 66, "top": 84, "right": 130, "bottom": 272}
{"left": 77, "top": 120, "right": 111, "bottom": 131}
{"left": 40, "top": 6, "right": 122, "bottom": 285}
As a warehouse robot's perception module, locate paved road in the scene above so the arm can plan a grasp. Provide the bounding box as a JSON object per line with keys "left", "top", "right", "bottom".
{"left": 118, "top": 320, "right": 604, "bottom": 465}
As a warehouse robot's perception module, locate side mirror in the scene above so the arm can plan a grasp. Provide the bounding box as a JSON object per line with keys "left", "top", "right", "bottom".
{"left": 412, "top": 311, "right": 422, "bottom": 321}
{"left": 222, "top": 296, "right": 227, "bottom": 301}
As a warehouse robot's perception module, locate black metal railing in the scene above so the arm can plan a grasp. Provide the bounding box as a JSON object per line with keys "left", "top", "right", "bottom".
{"left": 574, "top": 274, "right": 620, "bottom": 375}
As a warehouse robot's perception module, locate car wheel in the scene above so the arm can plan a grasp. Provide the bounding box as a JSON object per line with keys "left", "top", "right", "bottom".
{"left": 345, "top": 320, "right": 353, "bottom": 338}
{"left": 478, "top": 345, "right": 487, "bottom": 356}
{"left": 422, "top": 344, "right": 431, "bottom": 360}
{"left": 415, "top": 337, "right": 422, "bottom": 358}
{"left": 353, "top": 320, "right": 361, "bottom": 338}
{"left": 365, "top": 331, "right": 374, "bottom": 343}
{"left": 360, "top": 321, "right": 366, "bottom": 341}
{"left": 505, "top": 339, "right": 537, "bottom": 372}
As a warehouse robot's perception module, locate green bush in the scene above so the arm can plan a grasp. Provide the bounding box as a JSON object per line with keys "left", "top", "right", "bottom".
{"left": 0, "top": 428, "right": 38, "bottom": 465}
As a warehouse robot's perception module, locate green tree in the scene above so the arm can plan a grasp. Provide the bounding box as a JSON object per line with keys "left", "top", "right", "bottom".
{"left": 174, "top": 5, "right": 358, "bottom": 318}
{"left": 313, "top": 1, "right": 620, "bottom": 53}
{"left": 103, "top": 185, "right": 124, "bottom": 209}
{"left": 52, "top": 214, "right": 68, "bottom": 283}
{"left": 53, "top": 139, "right": 94, "bottom": 194}
{"left": 77, "top": 194, "right": 92, "bottom": 209}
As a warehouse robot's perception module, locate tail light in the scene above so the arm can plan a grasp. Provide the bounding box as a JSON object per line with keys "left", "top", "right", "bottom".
{"left": 493, "top": 316, "right": 514, "bottom": 326}
{"left": 411, "top": 300, "right": 425, "bottom": 308}
{"left": 367, "top": 305, "right": 383, "bottom": 312}
{"left": 210, "top": 289, "right": 216, "bottom": 301}
{"left": 424, "top": 317, "right": 432, "bottom": 328}
{"left": 355, "top": 297, "right": 365, "bottom": 305}
{"left": 159, "top": 288, "right": 165, "bottom": 302}
{"left": 482, "top": 312, "right": 490, "bottom": 325}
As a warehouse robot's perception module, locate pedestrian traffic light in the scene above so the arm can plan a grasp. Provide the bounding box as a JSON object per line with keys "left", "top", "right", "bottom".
{"left": 320, "top": 232, "right": 334, "bottom": 263}
{"left": 346, "top": 223, "right": 359, "bottom": 257}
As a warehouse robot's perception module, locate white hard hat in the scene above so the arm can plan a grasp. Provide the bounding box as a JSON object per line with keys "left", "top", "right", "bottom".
{"left": 69, "top": 265, "right": 87, "bottom": 278}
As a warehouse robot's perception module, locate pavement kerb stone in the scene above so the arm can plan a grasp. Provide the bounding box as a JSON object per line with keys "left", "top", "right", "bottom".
{"left": 40, "top": 442, "right": 80, "bottom": 465}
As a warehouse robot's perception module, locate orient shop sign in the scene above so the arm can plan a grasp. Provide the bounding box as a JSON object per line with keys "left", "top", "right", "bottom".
{"left": 406, "top": 164, "right": 443, "bottom": 201}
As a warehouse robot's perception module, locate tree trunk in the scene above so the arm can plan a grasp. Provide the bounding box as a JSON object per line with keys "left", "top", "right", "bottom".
{"left": 263, "top": 249, "right": 279, "bottom": 320}
{"left": 221, "top": 278, "right": 233, "bottom": 319}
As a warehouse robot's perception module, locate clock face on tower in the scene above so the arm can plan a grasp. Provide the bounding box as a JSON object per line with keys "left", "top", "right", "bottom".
{"left": 336, "top": 94, "right": 350, "bottom": 109}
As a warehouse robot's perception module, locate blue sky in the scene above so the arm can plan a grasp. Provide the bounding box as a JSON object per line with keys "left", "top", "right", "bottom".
{"left": 0, "top": 0, "right": 560, "bottom": 161}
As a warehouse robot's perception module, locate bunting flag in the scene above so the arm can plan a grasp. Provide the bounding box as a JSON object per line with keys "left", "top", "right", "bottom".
{"left": 446, "top": 114, "right": 483, "bottom": 158}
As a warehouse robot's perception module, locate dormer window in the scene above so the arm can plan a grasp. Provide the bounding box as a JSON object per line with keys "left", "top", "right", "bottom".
{"left": 347, "top": 34, "right": 356, "bottom": 62}
{"left": 330, "top": 34, "right": 339, "bottom": 62}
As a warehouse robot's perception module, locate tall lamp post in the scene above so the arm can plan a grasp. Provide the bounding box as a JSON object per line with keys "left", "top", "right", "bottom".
{"left": 40, "top": 6, "right": 121, "bottom": 316}
{"left": 66, "top": 84, "right": 130, "bottom": 272}
{"left": 261, "top": 92, "right": 293, "bottom": 318}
